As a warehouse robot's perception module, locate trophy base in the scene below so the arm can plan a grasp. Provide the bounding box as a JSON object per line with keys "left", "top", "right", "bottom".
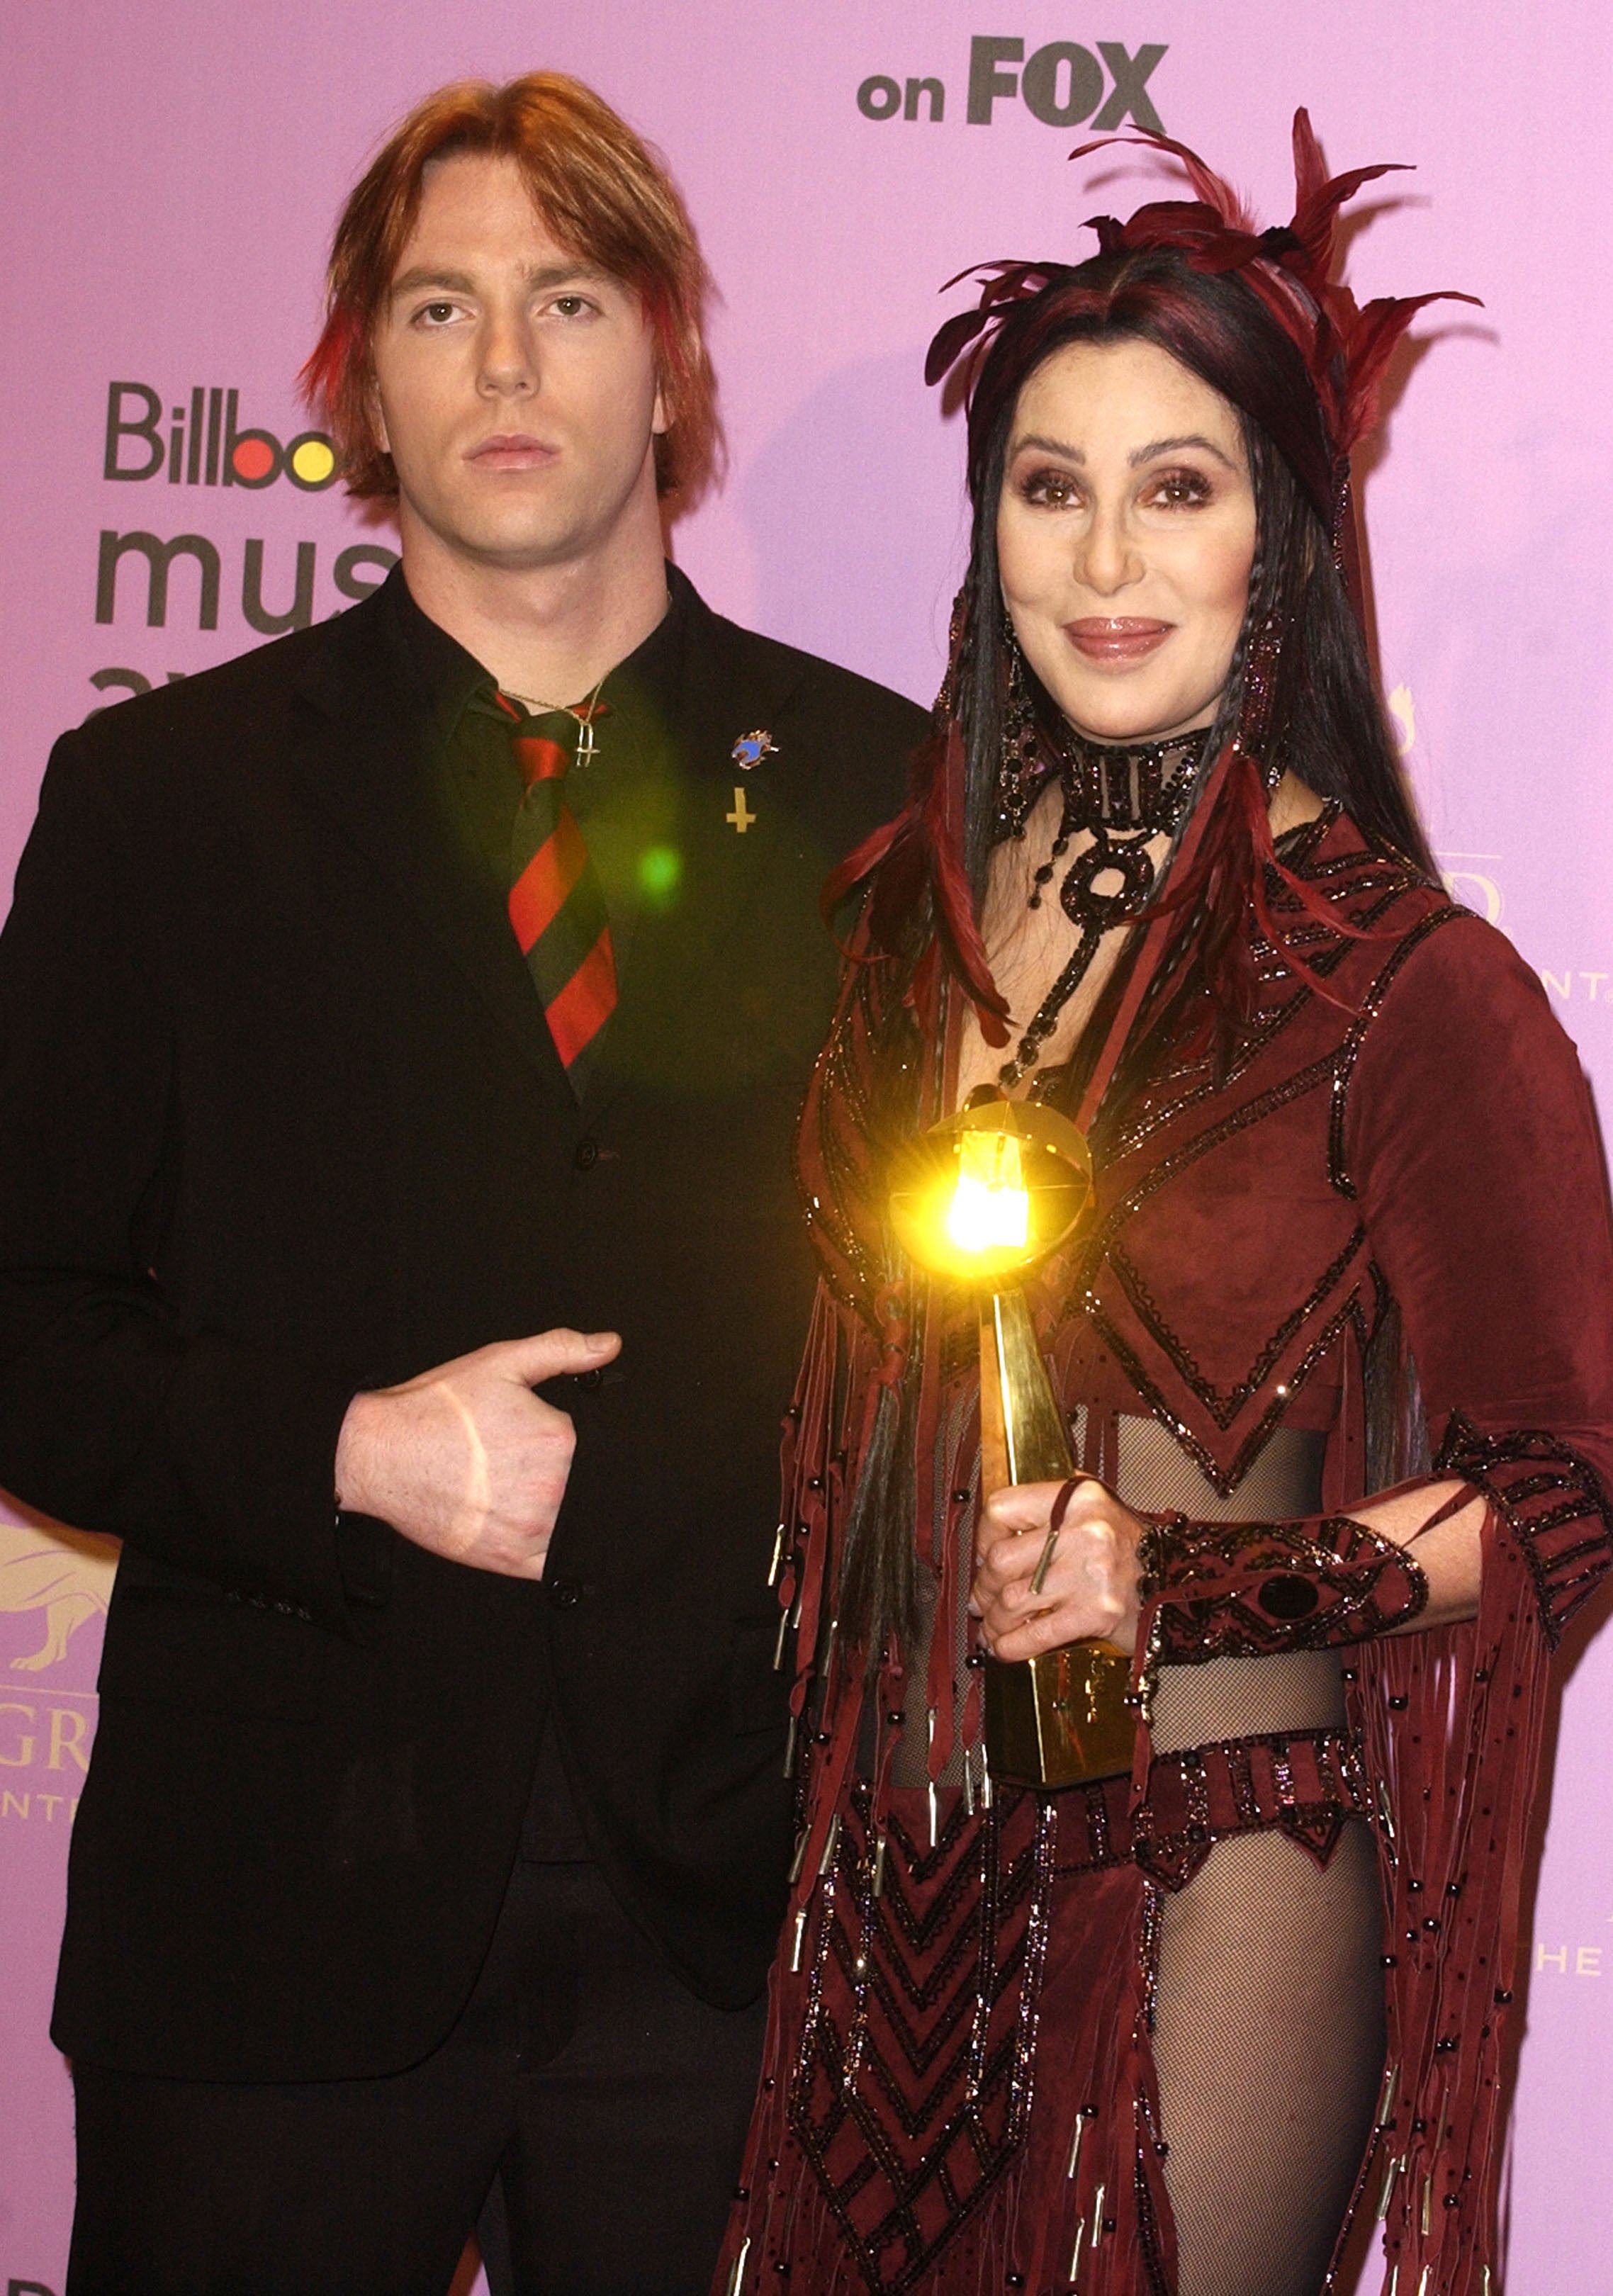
{"left": 984, "top": 1641, "right": 1135, "bottom": 1787}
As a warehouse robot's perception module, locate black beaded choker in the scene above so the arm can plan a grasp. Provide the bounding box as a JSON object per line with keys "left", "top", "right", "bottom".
{"left": 992, "top": 723, "right": 1210, "bottom": 1089}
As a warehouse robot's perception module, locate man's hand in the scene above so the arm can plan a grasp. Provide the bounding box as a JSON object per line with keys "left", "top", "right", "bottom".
{"left": 334, "top": 1329, "right": 621, "bottom": 1579}
{"left": 972, "top": 1477, "right": 1146, "bottom": 1661}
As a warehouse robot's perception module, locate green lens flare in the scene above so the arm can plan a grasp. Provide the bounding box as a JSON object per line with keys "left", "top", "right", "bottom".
{"left": 637, "top": 845, "right": 682, "bottom": 907}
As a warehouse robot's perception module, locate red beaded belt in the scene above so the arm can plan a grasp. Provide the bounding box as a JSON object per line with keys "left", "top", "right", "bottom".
{"left": 1048, "top": 1726, "right": 1373, "bottom": 1892}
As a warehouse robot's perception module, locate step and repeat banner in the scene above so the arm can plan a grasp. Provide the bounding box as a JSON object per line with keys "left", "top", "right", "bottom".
{"left": 4, "top": 2, "right": 1612, "bottom": 2290}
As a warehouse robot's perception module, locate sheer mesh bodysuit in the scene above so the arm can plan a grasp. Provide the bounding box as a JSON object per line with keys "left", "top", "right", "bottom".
{"left": 895, "top": 1413, "right": 1383, "bottom": 2296}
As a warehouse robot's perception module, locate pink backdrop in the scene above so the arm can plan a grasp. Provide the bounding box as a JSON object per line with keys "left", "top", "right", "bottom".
{"left": 4, "top": 4, "right": 1612, "bottom": 2288}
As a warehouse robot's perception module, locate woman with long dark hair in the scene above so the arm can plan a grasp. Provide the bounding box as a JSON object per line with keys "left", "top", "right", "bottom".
{"left": 716, "top": 118, "right": 1613, "bottom": 2296}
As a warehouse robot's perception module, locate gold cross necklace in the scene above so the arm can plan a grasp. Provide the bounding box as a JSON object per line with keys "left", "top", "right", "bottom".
{"left": 498, "top": 675, "right": 608, "bottom": 765}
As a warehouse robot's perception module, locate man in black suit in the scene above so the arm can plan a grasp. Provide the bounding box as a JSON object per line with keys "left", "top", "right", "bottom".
{"left": 0, "top": 74, "right": 923, "bottom": 2296}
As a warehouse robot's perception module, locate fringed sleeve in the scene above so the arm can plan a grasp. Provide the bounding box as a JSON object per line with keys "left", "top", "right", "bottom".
{"left": 1339, "top": 910, "right": 1613, "bottom": 2293}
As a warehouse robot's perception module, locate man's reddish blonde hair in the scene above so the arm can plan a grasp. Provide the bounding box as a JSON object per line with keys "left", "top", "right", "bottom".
{"left": 302, "top": 73, "right": 721, "bottom": 505}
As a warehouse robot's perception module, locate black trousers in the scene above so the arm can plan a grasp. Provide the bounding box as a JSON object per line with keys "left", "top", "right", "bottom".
{"left": 67, "top": 1860, "right": 768, "bottom": 2296}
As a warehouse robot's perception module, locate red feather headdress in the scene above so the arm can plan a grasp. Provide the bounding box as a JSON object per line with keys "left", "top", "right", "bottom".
{"left": 926, "top": 110, "right": 1478, "bottom": 529}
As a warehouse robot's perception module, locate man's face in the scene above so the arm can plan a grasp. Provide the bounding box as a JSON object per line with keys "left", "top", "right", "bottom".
{"left": 370, "top": 152, "right": 666, "bottom": 573}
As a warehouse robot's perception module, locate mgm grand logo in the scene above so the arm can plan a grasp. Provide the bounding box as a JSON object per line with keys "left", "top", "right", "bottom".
{"left": 0, "top": 1519, "right": 118, "bottom": 1671}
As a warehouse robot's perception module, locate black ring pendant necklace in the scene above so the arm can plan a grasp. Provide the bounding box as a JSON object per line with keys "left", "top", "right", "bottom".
{"left": 992, "top": 723, "right": 1210, "bottom": 1090}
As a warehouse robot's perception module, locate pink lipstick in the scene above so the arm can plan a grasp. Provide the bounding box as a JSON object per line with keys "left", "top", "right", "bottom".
{"left": 1064, "top": 618, "right": 1171, "bottom": 663}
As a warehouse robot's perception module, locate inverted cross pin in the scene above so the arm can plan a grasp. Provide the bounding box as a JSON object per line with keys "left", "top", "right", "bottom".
{"left": 726, "top": 786, "right": 756, "bottom": 834}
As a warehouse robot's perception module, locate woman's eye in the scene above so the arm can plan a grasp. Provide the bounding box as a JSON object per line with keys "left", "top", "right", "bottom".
{"left": 1020, "top": 468, "right": 1081, "bottom": 509}
{"left": 550, "top": 294, "right": 594, "bottom": 319}
{"left": 416, "top": 301, "right": 459, "bottom": 327}
{"left": 1148, "top": 469, "right": 1215, "bottom": 507}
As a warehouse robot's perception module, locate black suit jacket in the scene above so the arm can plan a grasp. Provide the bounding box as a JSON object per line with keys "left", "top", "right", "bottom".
{"left": 0, "top": 571, "right": 923, "bottom": 2080}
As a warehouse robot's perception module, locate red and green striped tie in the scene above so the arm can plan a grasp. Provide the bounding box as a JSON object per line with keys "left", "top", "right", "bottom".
{"left": 499, "top": 693, "right": 617, "bottom": 1081}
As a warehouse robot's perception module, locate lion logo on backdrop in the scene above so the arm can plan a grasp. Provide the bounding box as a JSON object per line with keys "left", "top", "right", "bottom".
{"left": 0, "top": 1515, "right": 119, "bottom": 1670}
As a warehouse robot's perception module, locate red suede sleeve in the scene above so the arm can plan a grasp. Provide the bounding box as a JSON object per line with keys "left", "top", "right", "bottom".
{"left": 1342, "top": 910, "right": 1613, "bottom": 1636}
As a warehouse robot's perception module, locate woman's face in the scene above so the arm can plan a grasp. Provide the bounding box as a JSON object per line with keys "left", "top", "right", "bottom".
{"left": 996, "top": 337, "right": 1257, "bottom": 745}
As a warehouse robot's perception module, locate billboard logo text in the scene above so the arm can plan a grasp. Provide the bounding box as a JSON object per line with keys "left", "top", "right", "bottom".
{"left": 104, "top": 383, "right": 338, "bottom": 492}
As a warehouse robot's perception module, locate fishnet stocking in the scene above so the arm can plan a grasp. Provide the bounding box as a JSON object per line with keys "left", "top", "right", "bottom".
{"left": 1133, "top": 1414, "right": 1384, "bottom": 2296}
{"left": 1152, "top": 1823, "right": 1384, "bottom": 2296}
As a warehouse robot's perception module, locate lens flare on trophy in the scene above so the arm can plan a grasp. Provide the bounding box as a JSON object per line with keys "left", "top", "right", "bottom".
{"left": 945, "top": 1130, "right": 1031, "bottom": 1255}
{"left": 889, "top": 1097, "right": 1091, "bottom": 1285}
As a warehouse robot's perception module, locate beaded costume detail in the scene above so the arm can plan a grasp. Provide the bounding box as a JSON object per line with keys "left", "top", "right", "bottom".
{"left": 717, "top": 809, "right": 1613, "bottom": 2296}
{"left": 991, "top": 706, "right": 1208, "bottom": 1091}
{"left": 786, "top": 1790, "right": 1059, "bottom": 2291}
{"left": 1137, "top": 1513, "right": 1429, "bottom": 1676}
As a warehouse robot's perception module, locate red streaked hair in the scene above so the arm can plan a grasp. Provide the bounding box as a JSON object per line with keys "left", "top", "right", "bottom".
{"left": 300, "top": 73, "right": 722, "bottom": 505}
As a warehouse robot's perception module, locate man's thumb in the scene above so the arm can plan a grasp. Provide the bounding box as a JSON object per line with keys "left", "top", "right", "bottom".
{"left": 500, "top": 1327, "right": 622, "bottom": 1385}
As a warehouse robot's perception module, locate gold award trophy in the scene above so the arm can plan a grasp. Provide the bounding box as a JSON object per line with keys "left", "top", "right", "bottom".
{"left": 889, "top": 1098, "right": 1135, "bottom": 1787}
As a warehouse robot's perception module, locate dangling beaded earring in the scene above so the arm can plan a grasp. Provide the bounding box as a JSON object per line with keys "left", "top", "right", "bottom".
{"left": 1232, "top": 612, "right": 1287, "bottom": 788}
{"left": 996, "top": 609, "right": 1050, "bottom": 838}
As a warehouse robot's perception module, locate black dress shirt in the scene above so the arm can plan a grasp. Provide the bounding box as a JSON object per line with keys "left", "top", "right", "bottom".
{"left": 394, "top": 565, "right": 692, "bottom": 985}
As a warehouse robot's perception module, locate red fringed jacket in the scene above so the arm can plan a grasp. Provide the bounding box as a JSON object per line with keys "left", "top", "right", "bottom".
{"left": 718, "top": 808, "right": 1613, "bottom": 2296}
